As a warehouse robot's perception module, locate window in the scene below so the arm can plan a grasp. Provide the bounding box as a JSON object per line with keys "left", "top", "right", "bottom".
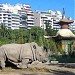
{"left": 0, "top": 17, "right": 2, "bottom": 19}
{"left": 0, "top": 14, "right": 2, "bottom": 16}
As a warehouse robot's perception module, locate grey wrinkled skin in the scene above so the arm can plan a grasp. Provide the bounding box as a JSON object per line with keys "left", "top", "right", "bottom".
{"left": 0, "top": 42, "right": 48, "bottom": 69}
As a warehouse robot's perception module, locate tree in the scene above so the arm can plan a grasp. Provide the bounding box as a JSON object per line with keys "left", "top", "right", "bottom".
{"left": 30, "top": 26, "right": 45, "bottom": 44}
{"left": 43, "top": 38, "right": 57, "bottom": 54}
{"left": 45, "top": 21, "right": 57, "bottom": 36}
{"left": 36, "top": 36, "right": 43, "bottom": 46}
{"left": 0, "top": 23, "right": 13, "bottom": 45}
{"left": 0, "top": 23, "right": 6, "bottom": 30}
{"left": 0, "top": 23, "right": 7, "bottom": 38}
{"left": 13, "top": 29, "right": 27, "bottom": 44}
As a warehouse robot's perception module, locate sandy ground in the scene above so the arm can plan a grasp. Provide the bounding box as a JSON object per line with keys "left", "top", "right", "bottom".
{"left": 0, "top": 62, "right": 75, "bottom": 75}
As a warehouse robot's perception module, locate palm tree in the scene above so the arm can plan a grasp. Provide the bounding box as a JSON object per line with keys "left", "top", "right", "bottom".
{"left": 0, "top": 23, "right": 7, "bottom": 38}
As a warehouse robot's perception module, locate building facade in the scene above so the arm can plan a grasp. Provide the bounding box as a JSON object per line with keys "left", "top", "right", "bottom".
{"left": 15, "top": 4, "right": 34, "bottom": 29}
{"left": 0, "top": 3, "right": 34, "bottom": 29}
{"left": 11, "top": 14, "right": 20, "bottom": 30}
{"left": 34, "top": 10, "right": 62, "bottom": 30}
{"left": 0, "top": 4, "right": 11, "bottom": 29}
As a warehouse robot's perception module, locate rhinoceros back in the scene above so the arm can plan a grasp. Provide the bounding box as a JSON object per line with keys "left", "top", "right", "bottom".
{"left": 0, "top": 43, "right": 34, "bottom": 62}
{"left": 0, "top": 44, "right": 22, "bottom": 62}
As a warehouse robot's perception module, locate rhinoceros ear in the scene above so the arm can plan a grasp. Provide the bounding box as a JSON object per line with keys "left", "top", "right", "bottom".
{"left": 33, "top": 45, "right": 36, "bottom": 49}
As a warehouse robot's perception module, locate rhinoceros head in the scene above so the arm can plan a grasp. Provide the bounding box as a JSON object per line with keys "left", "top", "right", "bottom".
{"left": 31, "top": 42, "right": 49, "bottom": 63}
{"left": 37, "top": 46, "right": 49, "bottom": 63}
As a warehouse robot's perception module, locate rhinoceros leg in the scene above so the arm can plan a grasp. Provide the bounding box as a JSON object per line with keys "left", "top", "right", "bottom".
{"left": 0, "top": 58, "right": 5, "bottom": 69}
{"left": 18, "top": 58, "right": 29, "bottom": 69}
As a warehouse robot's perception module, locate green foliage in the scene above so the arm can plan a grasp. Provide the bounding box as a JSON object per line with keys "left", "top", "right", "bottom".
{"left": 72, "top": 30, "right": 75, "bottom": 34}
{"left": 0, "top": 24, "right": 45, "bottom": 45}
{"left": 30, "top": 26, "right": 44, "bottom": 45}
{"left": 0, "top": 38, "right": 12, "bottom": 46}
{"left": 44, "top": 38, "right": 57, "bottom": 53}
{"left": 60, "top": 49, "right": 66, "bottom": 55}
{"left": 45, "top": 21, "right": 58, "bottom": 36}
{"left": 44, "top": 39, "right": 50, "bottom": 49}
{"left": 36, "top": 36, "right": 43, "bottom": 46}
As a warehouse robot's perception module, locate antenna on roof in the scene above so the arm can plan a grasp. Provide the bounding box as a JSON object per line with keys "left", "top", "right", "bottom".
{"left": 62, "top": 8, "right": 65, "bottom": 19}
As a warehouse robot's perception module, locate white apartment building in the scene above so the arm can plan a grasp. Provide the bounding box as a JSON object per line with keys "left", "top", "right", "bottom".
{"left": 34, "top": 10, "right": 62, "bottom": 30}
{"left": 15, "top": 4, "right": 34, "bottom": 29}
{"left": 0, "top": 4, "right": 21, "bottom": 30}
{"left": 52, "top": 11, "right": 62, "bottom": 30}
{"left": 22, "top": 4, "right": 34, "bottom": 29}
{"left": 34, "top": 11, "right": 52, "bottom": 29}
{"left": 0, "top": 11, "right": 21, "bottom": 30}
{"left": 0, "top": 4, "right": 11, "bottom": 29}
{"left": 0, "top": 3, "right": 34, "bottom": 29}
{"left": 14, "top": 4, "right": 27, "bottom": 29}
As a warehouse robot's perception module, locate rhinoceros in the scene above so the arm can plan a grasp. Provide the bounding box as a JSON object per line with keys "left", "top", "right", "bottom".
{"left": 0, "top": 42, "right": 48, "bottom": 69}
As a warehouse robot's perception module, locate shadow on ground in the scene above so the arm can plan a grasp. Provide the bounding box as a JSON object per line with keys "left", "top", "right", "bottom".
{"left": 57, "top": 63, "right": 75, "bottom": 69}
{"left": 5, "top": 60, "right": 19, "bottom": 69}
{"left": 22, "top": 70, "right": 75, "bottom": 75}
{"left": 52, "top": 70, "right": 75, "bottom": 75}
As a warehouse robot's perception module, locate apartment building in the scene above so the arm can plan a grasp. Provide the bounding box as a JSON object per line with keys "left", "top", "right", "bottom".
{"left": 15, "top": 4, "right": 34, "bottom": 29}
{"left": 0, "top": 4, "right": 21, "bottom": 30}
{"left": 15, "top": 4, "right": 28, "bottom": 29}
{"left": 0, "top": 3, "right": 34, "bottom": 29}
{"left": 0, "top": 4, "right": 11, "bottom": 29}
{"left": 22, "top": 4, "right": 34, "bottom": 29}
{"left": 34, "top": 11, "right": 51, "bottom": 29}
{"left": 52, "top": 11, "right": 62, "bottom": 30}
{"left": 34, "top": 10, "right": 62, "bottom": 30}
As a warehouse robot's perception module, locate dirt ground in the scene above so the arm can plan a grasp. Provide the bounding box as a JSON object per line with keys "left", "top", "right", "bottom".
{"left": 0, "top": 62, "right": 75, "bottom": 75}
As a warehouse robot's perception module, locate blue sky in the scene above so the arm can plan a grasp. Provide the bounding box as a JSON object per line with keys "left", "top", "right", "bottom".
{"left": 0, "top": 0, "right": 75, "bottom": 19}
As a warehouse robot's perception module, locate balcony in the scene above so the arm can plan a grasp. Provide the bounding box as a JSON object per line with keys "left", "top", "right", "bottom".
{"left": 12, "top": 18, "right": 20, "bottom": 21}
{"left": 12, "top": 21, "right": 20, "bottom": 24}
{"left": 12, "top": 24, "right": 20, "bottom": 27}
{"left": 27, "top": 24, "right": 34, "bottom": 27}
{"left": 3, "top": 17, "right": 8, "bottom": 20}
{"left": 27, "top": 18, "right": 34, "bottom": 20}
{"left": 8, "top": 16, "right": 11, "bottom": 18}
{"left": 3, "top": 20, "right": 8, "bottom": 23}
{"left": 12, "top": 17, "right": 20, "bottom": 19}
{"left": 27, "top": 16, "right": 34, "bottom": 20}
{"left": 27, "top": 21, "right": 34, "bottom": 24}
{"left": 3, "top": 13, "right": 8, "bottom": 16}
{"left": 27, "top": 11, "right": 33, "bottom": 14}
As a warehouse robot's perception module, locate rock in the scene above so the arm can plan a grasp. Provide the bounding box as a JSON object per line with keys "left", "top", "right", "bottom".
{"left": 50, "top": 61, "right": 59, "bottom": 64}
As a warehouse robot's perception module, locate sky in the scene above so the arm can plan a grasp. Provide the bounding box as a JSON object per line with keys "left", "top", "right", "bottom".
{"left": 0, "top": 0, "right": 75, "bottom": 19}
